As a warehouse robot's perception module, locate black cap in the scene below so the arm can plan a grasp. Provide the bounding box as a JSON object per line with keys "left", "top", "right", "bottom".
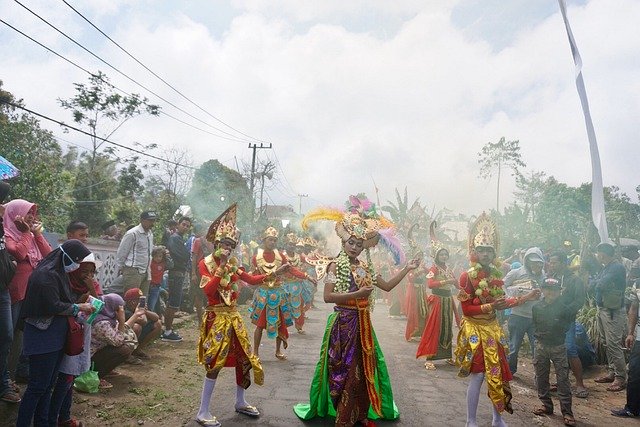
{"left": 596, "top": 242, "right": 615, "bottom": 257}
{"left": 140, "top": 211, "right": 158, "bottom": 220}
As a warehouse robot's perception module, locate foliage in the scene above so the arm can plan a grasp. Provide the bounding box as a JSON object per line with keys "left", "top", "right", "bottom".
{"left": 58, "top": 71, "right": 160, "bottom": 234}
{"left": 478, "top": 137, "right": 526, "bottom": 212}
{"left": 0, "top": 81, "right": 72, "bottom": 232}
{"left": 381, "top": 187, "right": 427, "bottom": 232}
{"left": 187, "top": 159, "right": 253, "bottom": 234}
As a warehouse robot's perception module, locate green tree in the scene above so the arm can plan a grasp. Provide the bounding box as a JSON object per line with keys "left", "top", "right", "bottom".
{"left": 0, "top": 81, "right": 72, "bottom": 232}
{"left": 478, "top": 137, "right": 526, "bottom": 212}
{"left": 58, "top": 71, "right": 159, "bottom": 232}
{"left": 187, "top": 159, "right": 253, "bottom": 232}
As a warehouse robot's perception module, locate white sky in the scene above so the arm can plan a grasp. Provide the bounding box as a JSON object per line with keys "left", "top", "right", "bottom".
{"left": 1, "top": 0, "right": 638, "bottom": 214}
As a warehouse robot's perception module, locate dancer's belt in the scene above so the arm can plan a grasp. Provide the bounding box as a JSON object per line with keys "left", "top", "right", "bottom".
{"left": 462, "top": 314, "right": 496, "bottom": 324}
{"left": 432, "top": 287, "right": 453, "bottom": 297}
{"left": 205, "top": 304, "right": 238, "bottom": 314}
{"left": 336, "top": 299, "right": 369, "bottom": 311}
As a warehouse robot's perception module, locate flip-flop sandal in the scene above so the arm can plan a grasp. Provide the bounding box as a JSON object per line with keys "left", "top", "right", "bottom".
{"left": 533, "top": 406, "right": 553, "bottom": 416}
{"left": 275, "top": 353, "right": 288, "bottom": 360}
{"left": 235, "top": 405, "right": 260, "bottom": 417}
{"left": 574, "top": 387, "right": 589, "bottom": 398}
{"left": 607, "top": 383, "right": 626, "bottom": 392}
{"left": 195, "top": 416, "right": 221, "bottom": 427}
{"left": 563, "top": 415, "right": 576, "bottom": 426}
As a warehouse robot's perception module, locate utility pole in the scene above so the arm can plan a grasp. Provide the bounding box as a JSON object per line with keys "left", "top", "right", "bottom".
{"left": 248, "top": 143, "right": 272, "bottom": 221}
{"left": 248, "top": 143, "right": 272, "bottom": 195}
{"left": 298, "top": 194, "right": 308, "bottom": 214}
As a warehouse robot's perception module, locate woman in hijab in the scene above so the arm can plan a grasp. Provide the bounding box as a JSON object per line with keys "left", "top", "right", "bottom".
{"left": 3, "top": 199, "right": 51, "bottom": 382}
{"left": 90, "top": 293, "right": 145, "bottom": 389}
{"left": 15, "top": 240, "right": 96, "bottom": 427}
{"left": 50, "top": 254, "right": 101, "bottom": 427}
{"left": 0, "top": 182, "right": 20, "bottom": 404}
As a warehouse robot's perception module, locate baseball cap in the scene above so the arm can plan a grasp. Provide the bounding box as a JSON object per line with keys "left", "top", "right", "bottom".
{"left": 124, "top": 288, "right": 143, "bottom": 301}
{"left": 80, "top": 253, "right": 103, "bottom": 269}
{"left": 140, "top": 211, "right": 158, "bottom": 220}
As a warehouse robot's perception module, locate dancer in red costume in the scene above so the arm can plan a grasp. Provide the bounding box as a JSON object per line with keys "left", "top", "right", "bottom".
{"left": 416, "top": 222, "right": 460, "bottom": 364}
{"left": 194, "top": 204, "right": 289, "bottom": 427}
{"left": 454, "top": 213, "right": 540, "bottom": 427}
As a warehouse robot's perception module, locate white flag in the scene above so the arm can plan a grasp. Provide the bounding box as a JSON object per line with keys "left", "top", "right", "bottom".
{"left": 558, "top": 0, "right": 610, "bottom": 243}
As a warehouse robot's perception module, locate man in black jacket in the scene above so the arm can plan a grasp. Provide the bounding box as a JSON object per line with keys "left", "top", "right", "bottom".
{"left": 548, "top": 251, "right": 588, "bottom": 398}
{"left": 162, "top": 217, "right": 192, "bottom": 342}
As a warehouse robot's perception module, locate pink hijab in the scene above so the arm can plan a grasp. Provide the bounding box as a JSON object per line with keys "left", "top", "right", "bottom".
{"left": 3, "top": 199, "right": 44, "bottom": 268}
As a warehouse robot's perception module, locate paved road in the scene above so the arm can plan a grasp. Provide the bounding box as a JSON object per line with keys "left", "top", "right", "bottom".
{"left": 184, "top": 301, "right": 538, "bottom": 427}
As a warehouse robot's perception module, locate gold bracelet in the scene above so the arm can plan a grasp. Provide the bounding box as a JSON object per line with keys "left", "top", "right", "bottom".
{"left": 481, "top": 303, "right": 494, "bottom": 314}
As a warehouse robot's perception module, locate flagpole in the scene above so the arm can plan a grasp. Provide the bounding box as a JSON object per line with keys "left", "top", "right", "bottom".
{"left": 558, "top": 0, "right": 610, "bottom": 243}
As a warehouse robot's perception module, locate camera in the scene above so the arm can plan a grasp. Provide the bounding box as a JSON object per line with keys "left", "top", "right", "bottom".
{"left": 138, "top": 295, "right": 146, "bottom": 309}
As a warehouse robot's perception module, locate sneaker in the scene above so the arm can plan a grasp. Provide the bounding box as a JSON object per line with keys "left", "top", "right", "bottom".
{"left": 161, "top": 331, "right": 183, "bottom": 342}
{"left": 0, "top": 390, "right": 21, "bottom": 403}
{"left": 58, "top": 418, "right": 84, "bottom": 427}
{"left": 611, "top": 407, "right": 639, "bottom": 417}
{"left": 98, "top": 378, "right": 113, "bottom": 390}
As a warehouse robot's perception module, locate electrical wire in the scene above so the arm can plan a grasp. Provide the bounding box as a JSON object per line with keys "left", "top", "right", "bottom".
{"left": 0, "top": 99, "right": 197, "bottom": 170}
{"left": 60, "top": 0, "right": 269, "bottom": 145}
{"left": 12, "top": 0, "right": 256, "bottom": 143}
{"left": 0, "top": 18, "right": 252, "bottom": 143}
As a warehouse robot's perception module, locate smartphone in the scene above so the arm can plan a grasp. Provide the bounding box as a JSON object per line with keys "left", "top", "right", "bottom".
{"left": 138, "top": 295, "right": 146, "bottom": 309}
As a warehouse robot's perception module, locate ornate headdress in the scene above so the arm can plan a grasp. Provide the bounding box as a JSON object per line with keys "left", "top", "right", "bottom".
{"left": 302, "top": 194, "right": 405, "bottom": 264}
{"left": 302, "top": 236, "right": 317, "bottom": 247}
{"left": 285, "top": 232, "right": 299, "bottom": 245}
{"left": 468, "top": 212, "right": 499, "bottom": 254}
{"left": 206, "top": 203, "right": 240, "bottom": 244}
{"left": 429, "top": 221, "right": 448, "bottom": 259}
{"left": 262, "top": 226, "right": 279, "bottom": 240}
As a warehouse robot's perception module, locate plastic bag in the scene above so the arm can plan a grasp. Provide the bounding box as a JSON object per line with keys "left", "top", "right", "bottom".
{"left": 74, "top": 363, "right": 100, "bottom": 393}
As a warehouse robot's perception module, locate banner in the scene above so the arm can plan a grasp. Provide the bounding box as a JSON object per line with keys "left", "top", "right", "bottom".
{"left": 558, "top": 0, "right": 610, "bottom": 243}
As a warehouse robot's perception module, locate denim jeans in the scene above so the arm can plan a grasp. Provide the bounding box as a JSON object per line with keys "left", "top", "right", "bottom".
{"left": 508, "top": 314, "right": 535, "bottom": 374}
{"left": 15, "top": 349, "right": 64, "bottom": 427}
{"left": 0, "top": 288, "right": 12, "bottom": 395}
{"left": 49, "top": 373, "right": 74, "bottom": 425}
{"left": 9, "top": 300, "right": 29, "bottom": 380}
{"left": 148, "top": 284, "right": 161, "bottom": 313}
{"left": 626, "top": 340, "right": 640, "bottom": 414}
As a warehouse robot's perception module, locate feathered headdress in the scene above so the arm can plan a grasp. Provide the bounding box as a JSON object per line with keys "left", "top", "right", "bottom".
{"left": 301, "top": 194, "right": 405, "bottom": 264}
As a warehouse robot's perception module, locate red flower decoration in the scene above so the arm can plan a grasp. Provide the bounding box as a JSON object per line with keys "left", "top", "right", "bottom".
{"left": 477, "top": 270, "right": 487, "bottom": 280}
{"left": 481, "top": 289, "right": 490, "bottom": 297}
{"left": 473, "top": 297, "right": 480, "bottom": 305}
{"left": 490, "top": 279, "right": 503, "bottom": 287}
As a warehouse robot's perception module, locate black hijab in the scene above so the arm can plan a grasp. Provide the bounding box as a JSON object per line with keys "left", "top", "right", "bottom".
{"left": 21, "top": 240, "right": 91, "bottom": 318}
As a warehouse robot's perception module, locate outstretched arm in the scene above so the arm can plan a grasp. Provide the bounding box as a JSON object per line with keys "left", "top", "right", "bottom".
{"left": 376, "top": 258, "right": 421, "bottom": 292}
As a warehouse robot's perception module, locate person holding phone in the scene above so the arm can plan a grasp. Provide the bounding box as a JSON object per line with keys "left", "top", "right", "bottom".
{"left": 295, "top": 195, "right": 420, "bottom": 427}
{"left": 123, "top": 288, "right": 162, "bottom": 363}
{"left": 3, "top": 199, "right": 51, "bottom": 384}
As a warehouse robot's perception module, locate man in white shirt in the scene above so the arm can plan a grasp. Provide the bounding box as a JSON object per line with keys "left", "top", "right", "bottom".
{"left": 115, "top": 211, "right": 157, "bottom": 296}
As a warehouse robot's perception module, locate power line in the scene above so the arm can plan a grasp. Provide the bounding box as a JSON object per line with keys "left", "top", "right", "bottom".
{"left": 60, "top": 0, "right": 269, "bottom": 145}
{"left": 0, "top": 18, "right": 251, "bottom": 143}
{"left": 0, "top": 99, "right": 197, "bottom": 170}
{"left": 270, "top": 148, "right": 299, "bottom": 196}
{"left": 12, "top": 0, "right": 255, "bottom": 143}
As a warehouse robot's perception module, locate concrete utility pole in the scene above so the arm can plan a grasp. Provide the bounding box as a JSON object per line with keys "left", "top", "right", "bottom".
{"left": 248, "top": 143, "right": 272, "bottom": 195}
{"left": 298, "top": 194, "right": 308, "bottom": 214}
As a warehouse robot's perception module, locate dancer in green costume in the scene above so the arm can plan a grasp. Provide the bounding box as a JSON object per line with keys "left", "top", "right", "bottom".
{"left": 294, "top": 195, "right": 420, "bottom": 426}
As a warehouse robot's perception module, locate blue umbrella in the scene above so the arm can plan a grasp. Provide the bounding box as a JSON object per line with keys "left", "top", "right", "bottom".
{"left": 0, "top": 155, "right": 20, "bottom": 180}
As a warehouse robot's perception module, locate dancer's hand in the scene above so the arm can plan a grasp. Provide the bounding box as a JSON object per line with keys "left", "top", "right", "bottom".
{"left": 491, "top": 298, "right": 508, "bottom": 310}
{"left": 274, "top": 264, "right": 291, "bottom": 276}
{"left": 356, "top": 285, "right": 375, "bottom": 298}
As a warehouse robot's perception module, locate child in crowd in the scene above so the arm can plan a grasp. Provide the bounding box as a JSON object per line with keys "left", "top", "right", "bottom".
{"left": 532, "top": 278, "right": 576, "bottom": 426}
{"left": 148, "top": 246, "right": 172, "bottom": 314}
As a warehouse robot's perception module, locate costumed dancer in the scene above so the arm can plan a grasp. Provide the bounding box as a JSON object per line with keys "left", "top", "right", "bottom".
{"left": 416, "top": 221, "right": 460, "bottom": 365}
{"left": 250, "top": 227, "right": 316, "bottom": 360}
{"left": 301, "top": 236, "right": 319, "bottom": 311}
{"left": 294, "top": 194, "right": 421, "bottom": 427}
{"left": 282, "top": 233, "right": 307, "bottom": 334}
{"left": 195, "top": 204, "right": 286, "bottom": 427}
{"left": 454, "top": 213, "right": 540, "bottom": 427}
{"left": 404, "top": 224, "right": 428, "bottom": 341}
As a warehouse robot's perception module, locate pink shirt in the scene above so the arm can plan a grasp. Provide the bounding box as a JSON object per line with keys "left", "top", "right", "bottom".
{"left": 5, "top": 233, "right": 51, "bottom": 303}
